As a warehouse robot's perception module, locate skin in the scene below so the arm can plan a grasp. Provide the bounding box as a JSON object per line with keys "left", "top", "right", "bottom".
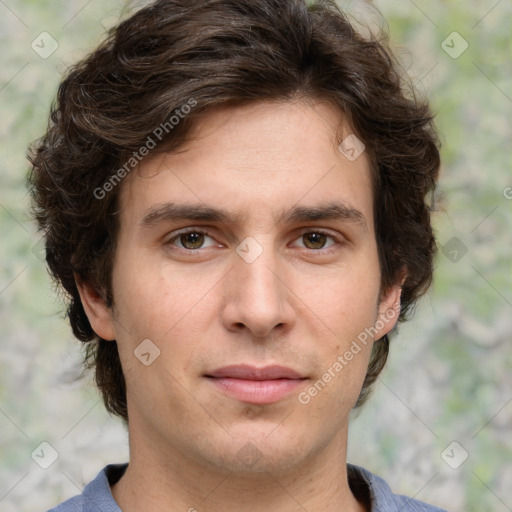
{"left": 78, "top": 99, "right": 402, "bottom": 512}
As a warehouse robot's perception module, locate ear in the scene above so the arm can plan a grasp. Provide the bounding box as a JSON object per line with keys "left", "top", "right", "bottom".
{"left": 75, "top": 274, "right": 116, "bottom": 341}
{"left": 373, "top": 280, "right": 404, "bottom": 340}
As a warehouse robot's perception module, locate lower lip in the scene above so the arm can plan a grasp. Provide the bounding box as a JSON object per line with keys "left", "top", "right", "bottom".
{"left": 207, "top": 377, "right": 306, "bottom": 404}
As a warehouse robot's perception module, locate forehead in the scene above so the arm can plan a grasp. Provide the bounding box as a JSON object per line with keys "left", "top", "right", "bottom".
{"left": 118, "top": 99, "right": 374, "bottom": 230}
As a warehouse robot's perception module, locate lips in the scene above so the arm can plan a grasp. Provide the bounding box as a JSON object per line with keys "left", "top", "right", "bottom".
{"left": 205, "top": 364, "right": 308, "bottom": 404}
{"left": 206, "top": 364, "right": 305, "bottom": 380}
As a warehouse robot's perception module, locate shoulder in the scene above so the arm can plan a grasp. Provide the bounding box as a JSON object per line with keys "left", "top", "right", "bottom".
{"left": 47, "top": 464, "right": 127, "bottom": 512}
{"left": 47, "top": 495, "right": 85, "bottom": 512}
{"left": 347, "top": 464, "right": 450, "bottom": 512}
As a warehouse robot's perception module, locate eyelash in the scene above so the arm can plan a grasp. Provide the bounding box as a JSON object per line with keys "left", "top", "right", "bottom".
{"left": 165, "top": 228, "right": 343, "bottom": 253}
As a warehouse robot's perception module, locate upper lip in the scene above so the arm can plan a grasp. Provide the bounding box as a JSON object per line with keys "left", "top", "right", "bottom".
{"left": 206, "top": 364, "right": 305, "bottom": 380}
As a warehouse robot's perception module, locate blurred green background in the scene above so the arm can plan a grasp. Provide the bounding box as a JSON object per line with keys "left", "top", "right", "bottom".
{"left": 0, "top": 1, "right": 510, "bottom": 511}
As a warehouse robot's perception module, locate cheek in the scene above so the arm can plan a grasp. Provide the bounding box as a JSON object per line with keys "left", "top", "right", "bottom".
{"left": 299, "top": 262, "right": 380, "bottom": 340}
{"left": 298, "top": 340, "right": 373, "bottom": 416}
{"left": 293, "top": 259, "right": 380, "bottom": 405}
{"left": 112, "top": 260, "right": 195, "bottom": 329}
{"left": 110, "top": 262, "right": 221, "bottom": 374}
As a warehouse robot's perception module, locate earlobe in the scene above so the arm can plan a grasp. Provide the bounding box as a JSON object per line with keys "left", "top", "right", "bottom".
{"left": 74, "top": 274, "right": 116, "bottom": 341}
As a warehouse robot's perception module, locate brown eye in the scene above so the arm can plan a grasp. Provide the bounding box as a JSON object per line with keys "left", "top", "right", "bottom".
{"left": 302, "top": 232, "right": 328, "bottom": 249}
{"left": 179, "top": 231, "right": 205, "bottom": 249}
{"left": 165, "top": 228, "right": 221, "bottom": 254}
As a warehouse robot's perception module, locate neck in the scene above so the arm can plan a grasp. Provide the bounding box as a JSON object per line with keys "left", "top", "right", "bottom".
{"left": 112, "top": 421, "right": 367, "bottom": 512}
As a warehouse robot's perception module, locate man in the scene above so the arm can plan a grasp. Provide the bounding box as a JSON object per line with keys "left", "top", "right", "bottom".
{"left": 28, "top": 0, "right": 445, "bottom": 510}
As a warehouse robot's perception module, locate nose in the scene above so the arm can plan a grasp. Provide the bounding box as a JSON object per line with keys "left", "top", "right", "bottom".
{"left": 221, "top": 240, "right": 296, "bottom": 339}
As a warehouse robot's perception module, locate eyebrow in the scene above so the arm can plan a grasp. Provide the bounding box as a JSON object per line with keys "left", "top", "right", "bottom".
{"left": 140, "top": 201, "right": 367, "bottom": 231}
{"left": 281, "top": 202, "right": 367, "bottom": 230}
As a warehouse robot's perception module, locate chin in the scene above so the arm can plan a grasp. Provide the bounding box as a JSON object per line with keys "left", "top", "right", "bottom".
{"left": 195, "top": 428, "right": 316, "bottom": 476}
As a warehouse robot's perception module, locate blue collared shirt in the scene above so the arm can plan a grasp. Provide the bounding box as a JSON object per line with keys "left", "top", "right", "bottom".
{"left": 48, "top": 463, "right": 449, "bottom": 511}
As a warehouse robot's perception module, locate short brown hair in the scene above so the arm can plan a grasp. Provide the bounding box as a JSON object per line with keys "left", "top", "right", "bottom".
{"left": 28, "top": 0, "right": 440, "bottom": 421}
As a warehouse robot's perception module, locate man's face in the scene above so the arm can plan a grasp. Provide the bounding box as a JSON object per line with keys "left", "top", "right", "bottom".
{"left": 90, "top": 100, "right": 400, "bottom": 475}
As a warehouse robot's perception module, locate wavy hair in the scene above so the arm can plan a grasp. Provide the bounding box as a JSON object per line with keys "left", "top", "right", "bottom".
{"left": 28, "top": 0, "right": 440, "bottom": 421}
